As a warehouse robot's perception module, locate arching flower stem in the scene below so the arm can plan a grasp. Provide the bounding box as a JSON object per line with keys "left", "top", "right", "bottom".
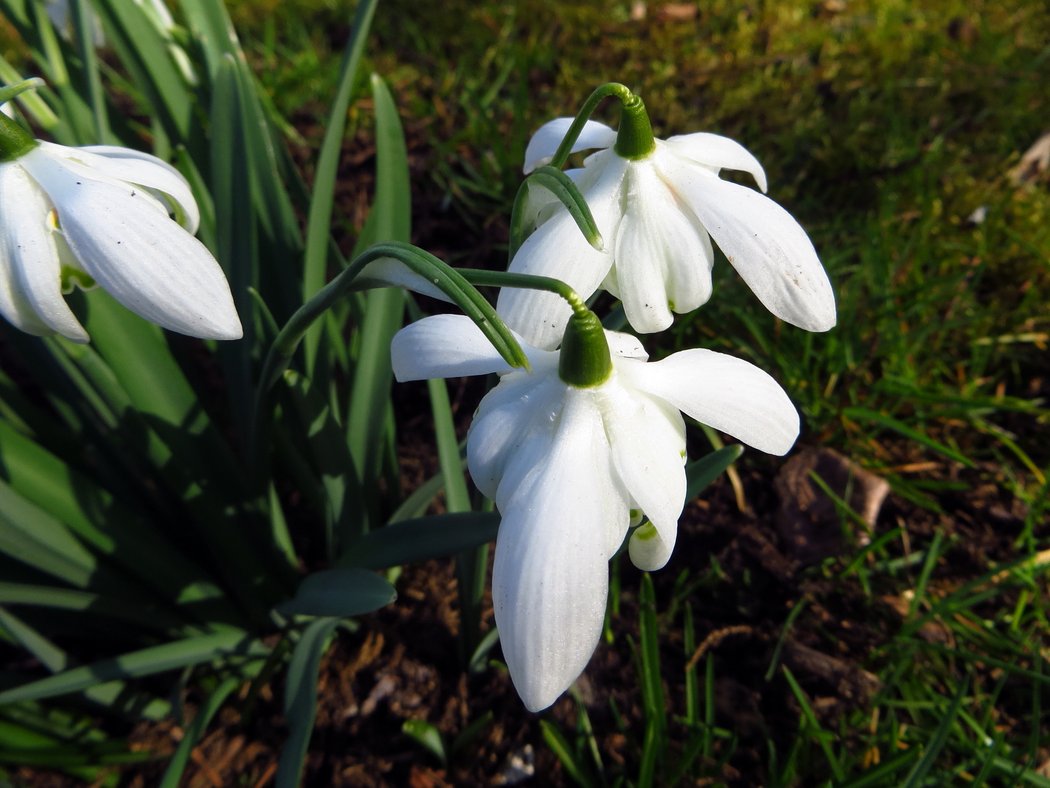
{"left": 547, "top": 82, "right": 654, "bottom": 169}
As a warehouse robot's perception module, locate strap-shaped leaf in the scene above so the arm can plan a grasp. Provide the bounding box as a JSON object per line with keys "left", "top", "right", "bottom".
{"left": 685, "top": 445, "right": 744, "bottom": 500}
{"left": 275, "top": 617, "right": 340, "bottom": 788}
{"left": 301, "top": 0, "right": 381, "bottom": 369}
{"left": 0, "top": 630, "right": 266, "bottom": 705}
{"left": 274, "top": 568, "right": 396, "bottom": 619}
{"left": 340, "top": 512, "right": 500, "bottom": 570}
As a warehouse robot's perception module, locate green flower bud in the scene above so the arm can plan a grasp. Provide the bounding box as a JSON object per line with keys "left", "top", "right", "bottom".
{"left": 613, "top": 93, "right": 655, "bottom": 160}
{"left": 558, "top": 307, "right": 612, "bottom": 387}
{"left": 0, "top": 110, "right": 38, "bottom": 163}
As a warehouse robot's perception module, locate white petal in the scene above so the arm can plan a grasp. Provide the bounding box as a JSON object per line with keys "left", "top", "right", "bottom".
{"left": 49, "top": 142, "right": 200, "bottom": 233}
{"left": 498, "top": 151, "right": 629, "bottom": 350}
{"left": 0, "top": 169, "right": 54, "bottom": 337}
{"left": 492, "top": 391, "right": 628, "bottom": 711}
{"left": 662, "top": 133, "right": 768, "bottom": 193}
{"left": 629, "top": 521, "right": 676, "bottom": 572}
{"left": 0, "top": 164, "right": 87, "bottom": 341}
{"left": 630, "top": 348, "right": 800, "bottom": 455}
{"left": 356, "top": 256, "right": 453, "bottom": 303}
{"left": 671, "top": 169, "right": 836, "bottom": 332}
{"left": 614, "top": 159, "right": 715, "bottom": 333}
{"left": 523, "top": 118, "right": 617, "bottom": 174}
{"left": 21, "top": 148, "right": 242, "bottom": 340}
{"left": 595, "top": 375, "right": 686, "bottom": 569}
{"left": 390, "top": 313, "right": 542, "bottom": 382}
{"left": 467, "top": 362, "right": 563, "bottom": 500}
{"left": 606, "top": 329, "right": 648, "bottom": 360}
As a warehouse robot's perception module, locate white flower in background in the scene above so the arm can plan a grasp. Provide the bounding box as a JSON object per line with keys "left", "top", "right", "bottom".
{"left": 392, "top": 311, "right": 799, "bottom": 711}
{"left": 498, "top": 117, "right": 837, "bottom": 350}
{"left": 0, "top": 137, "right": 242, "bottom": 342}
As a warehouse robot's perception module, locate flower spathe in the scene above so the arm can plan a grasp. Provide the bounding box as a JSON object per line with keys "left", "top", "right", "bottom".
{"left": 0, "top": 135, "right": 242, "bottom": 342}
{"left": 497, "top": 117, "right": 837, "bottom": 350}
{"left": 392, "top": 312, "right": 800, "bottom": 711}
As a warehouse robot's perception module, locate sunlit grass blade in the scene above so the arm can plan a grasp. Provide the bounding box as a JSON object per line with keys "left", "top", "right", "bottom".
{"left": 782, "top": 665, "right": 845, "bottom": 782}
{"left": 900, "top": 675, "right": 970, "bottom": 788}
{"left": 275, "top": 617, "right": 340, "bottom": 788}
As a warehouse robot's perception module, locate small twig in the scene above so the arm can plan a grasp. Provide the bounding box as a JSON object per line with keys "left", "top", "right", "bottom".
{"left": 686, "top": 624, "right": 755, "bottom": 671}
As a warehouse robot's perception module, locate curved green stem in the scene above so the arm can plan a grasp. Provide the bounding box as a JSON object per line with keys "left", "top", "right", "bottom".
{"left": 455, "top": 268, "right": 588, "bottom": 315}
{"left": 547, "top": 82, "right": 637, "bottom": 170}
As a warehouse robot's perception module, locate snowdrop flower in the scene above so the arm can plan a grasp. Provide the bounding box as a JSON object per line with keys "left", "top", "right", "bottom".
{"left": 498, "top": 107, "right": 837, "bottom": 350}
{"left": 392, "top": 306, "right": 799, "bottom": 711}
{"left": 0, "top": 114, "right": 241, "bottom": 342}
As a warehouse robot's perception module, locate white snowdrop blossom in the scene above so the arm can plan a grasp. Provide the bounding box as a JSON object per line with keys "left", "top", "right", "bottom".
{"left": 392, "top": 312, "right": 800, "bottom": 711}
{"left": 0, "top": 138, "right": 242, "bottom": 342}
{"left": 498, "top": 117, "right": 837, "bottom": 350}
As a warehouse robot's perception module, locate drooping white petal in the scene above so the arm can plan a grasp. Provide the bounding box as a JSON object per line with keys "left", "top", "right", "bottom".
{"left": 523, "top": 118, "right": 617, "bottom": 174}
{"left": 356, "top": 256, "right": 453, "bottom": 303}
{"left": 0, "top": 164, "right": 87, "bottom": 341}
{"left": 0, "top": 166, "right": 55, "bottom": 336}
{"left": 52, "top": 142, "right": 201, "bottom": 233}
{"left": 671, "top": 168, "right": 836, "bottom": 332}
{"left": 595, "top": 374, "right": 686, "bottom": 569}
{"left": 628, "top": 521, "right": 676, "bottom": 573}
{"left": 629, "top": 348, "right": 800, "bottom": 455}
{"left": 662, "top": 133, "right": 769, "bottom": 192}
{"left": 21, "top": 147, "right": 242, "bottom": 340}
{"left": 614, "top": 160, "right": 715, "bottom": 333}
{"left": 492, "top": 391, "right": 628, "bottom": 711}
{"left": 467, "top": 362, "right": 563, "bottom": 500}
{"left": 391, "top": 313, "right": 533, "bottom": 382}
{"left": 498, "top": 151, "right": 629, "bottom": 350}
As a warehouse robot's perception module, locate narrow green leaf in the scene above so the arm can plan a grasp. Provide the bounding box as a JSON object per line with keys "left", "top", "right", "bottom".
{"left": 637, "top": 575, "right": 666, "bottom": 741}
{"left": 402, "top": 719, "right": 447, "bottom": 765}
{"left": 345, "top": 75, "right": 411, "bottom": 506}
{"left": 0, "top": 480, "right": 95, "bottom": 588}
{"left": 844, "top": 407, "right": 977, "bottom": 468}
{"left": 539, "top": 720, "right": 589, "bottom": 787}
{"left": 159, "top": 676, "right": 241, "bottom": 788}
{"left": 91, "top": 0, "right": 195, "bottom": 145}
{"left": 900, "top": 674, "right": 970, "bottom": 788}
{"left": 340, "top": 513, "right": 500, "bottom": 571}
{"left": 301, "top": 0, "right": 381, "bottom": 368}
{"left": 210, "top": 54, "right": 258, "bottom": 454}
{"left": 275, "top": 618, "right": 340, "bottom": 788}
{"left": 685, "top": 445, "right": 744, "bottom": 500}
{"left": 275, "top": 569, "right": 396, "bottom": 619}
{"left": 0, "top": 630, "right": 264, "bottom": 705}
